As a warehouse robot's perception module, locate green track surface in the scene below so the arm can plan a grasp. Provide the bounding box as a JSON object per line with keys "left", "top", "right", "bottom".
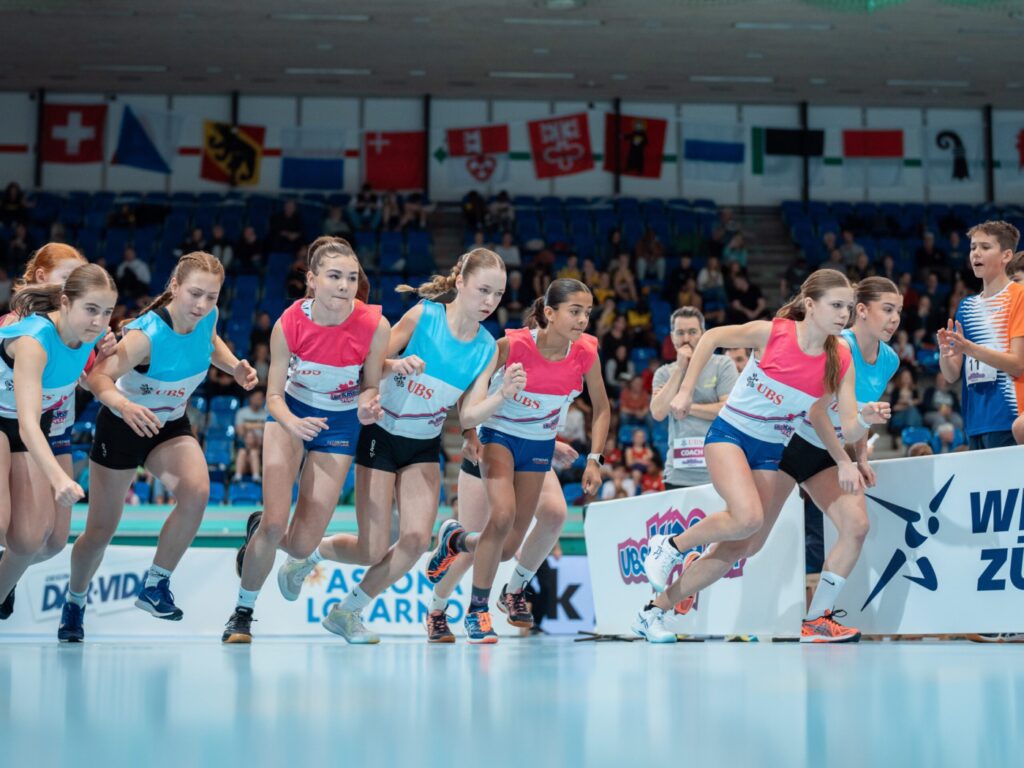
{"left": 68, "top": 505, "right": 588, "bottom": 555}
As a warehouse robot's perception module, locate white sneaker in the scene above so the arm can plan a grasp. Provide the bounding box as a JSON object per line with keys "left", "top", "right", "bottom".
{"left": 277, "top": 557, "right": 315, "bottom": 602}
{"left": 322, "top": 606, "right": 380, "bottom": 644}
{"left": 631, "top": 605, "right": 677, "bottom": 644}
{"left": 643, "top": 534, "right": 684, "bottom": 593}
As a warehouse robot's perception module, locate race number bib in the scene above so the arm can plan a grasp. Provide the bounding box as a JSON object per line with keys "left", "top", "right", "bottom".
{"left": 672, "top": 437, "right": 706, "bottom": 469}
{"left": 966, "top": 355, "right": 997, "bottom": 386}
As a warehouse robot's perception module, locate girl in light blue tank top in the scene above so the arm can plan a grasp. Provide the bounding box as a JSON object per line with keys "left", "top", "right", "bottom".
{"left": 280, "top": 248, "right": 517, "bottom": 645}
{"left": 0, "top": 264, "right": 117, "bottom": 621}
{"left": 61, "top": 253, "right": 258, "bottom": 641}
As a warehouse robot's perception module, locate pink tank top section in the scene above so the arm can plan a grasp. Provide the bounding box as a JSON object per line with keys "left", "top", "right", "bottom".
{"left": 281, "top": 299, "right": 382, "bottom": 411}
{"left": 719, "top": 318, "right": 852, "bottom": 444}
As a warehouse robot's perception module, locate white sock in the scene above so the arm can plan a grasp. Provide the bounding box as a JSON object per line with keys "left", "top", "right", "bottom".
{"left": 237, "top": 588, "right": 260, "bottom": 610}
{"left": 429, "top": 592, "right": 448, "bottom": 613}
{"left": 144, "top": 564, "right": 173, "bottom": 589}
{"left": 806, "top": 571, "right": 846, "bottom": 621}
{"left": 67, "top": 590, "right": 87, "bottom": 608}
{"left": 340, "top": 586, "right": 371, "bottom": 612}
{"left": 306, "top": 547, "right": 324, "bottom": 566}
{"left": 507, "top": 563, "right": 535, "bottom": 594}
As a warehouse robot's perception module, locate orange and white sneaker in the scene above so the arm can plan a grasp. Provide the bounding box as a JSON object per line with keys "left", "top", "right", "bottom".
{"left": 801, "top": 610, "right": 861, "bottom": 643}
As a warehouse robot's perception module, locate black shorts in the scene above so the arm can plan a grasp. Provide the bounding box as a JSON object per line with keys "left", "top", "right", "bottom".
{"left": 355, "top": 422, "right": 441, "bottom": 473}
{"left": 0, "top": 412, "right": 53, "bottom": 454}
{"left": 460, "top": 456, "right": 482, "bottom": 479}
{"left": 663, "top": 482, "right": 694, "bottom": 491}
{"left": 779, "top": 434, "right": 837, "bottom": 485}
{"left": 90, "top": 406, "right": 197, "bottom": 470}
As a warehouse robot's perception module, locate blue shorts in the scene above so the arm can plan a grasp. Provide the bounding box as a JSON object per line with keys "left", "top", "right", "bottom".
{"left": 967, "top": 430, "right": 1015, "bottom": 451}
{"left": 704, "top": 417, "right": 784, "bottom": 472}
{"left": 478, "top": 427, "right": 555, "bottom": 473}
{"left": 267, "top": 394, "right": 360, "bottom": 456}
{"left": 48, "top": 434, "right": 72, "bottom": 456}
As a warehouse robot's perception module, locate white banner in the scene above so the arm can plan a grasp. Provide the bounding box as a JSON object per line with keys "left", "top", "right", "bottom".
{"left": 826, "top": 445, "right": 1024, "bottom": 634}
{"left": 4, "top": 548, "right": 595, "bottom": 639}
{"left": 584, "top": 484, "right": 806, "bottom": 637}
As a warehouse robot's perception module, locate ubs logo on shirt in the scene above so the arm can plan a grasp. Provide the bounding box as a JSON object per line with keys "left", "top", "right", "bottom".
{"left": 745, "top": 372, "right": 784, "bottom": 406}
{"left": 513, "top": 393, "right": 542, "bottom": 409}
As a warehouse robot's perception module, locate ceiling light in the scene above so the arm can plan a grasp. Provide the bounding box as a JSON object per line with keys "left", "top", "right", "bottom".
{"left": 270, "top": 13, "right": 371, "bottom": 22}
{"left": 734, "top": 21, "right": 832, "bottom": 31}
{"left": 490, "top": 71, "right": 575, "bottom": 79}
{"left": 80, "top": 65, "right": 168, "bottom": 73}
{"left": 611, "top": 74, "right": 628, "bottom": 81}
{"left": 537, "top": 0, "right": 586, "bottom": 8}
{"left": 690, "top": 75, "right": 774, "bottom": 84}
{"left": 809, "top": 77, "right": 827, "bottom": 85}
{"left": 745, "top": 51, "right": 765, "bottom": 59}
{"left": 503, "top": 17, "right": 602, "bottom": 27}
{"left": 316, "top": 42, "right": 333, "bottom": 50}
{"left": 886, "top": 79, "right": 969, "bottom": 87}
{"left": 285, "top": 67, "right": 372, "bottom": 76}
{"left": 409, "top": 69, "right": 427, "bottom": 77}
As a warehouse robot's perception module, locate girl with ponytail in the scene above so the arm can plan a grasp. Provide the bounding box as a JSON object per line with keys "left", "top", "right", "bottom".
{"left": 635, "top": 269, "right": 872, "bottom": 643}
{"left": 425, "top": 278, "right": 610, "bottom": 644}
{"left": 224, "top": 237, "right": 388, "bottom": 644}
{"left": 271, "top": 247, "right": 517, "bottom": 645}
{"left": 60, "top": 252, "right": 258, "bottom": 642}
{"left": 0, "top": 264, "right": 117, "bottom": 622}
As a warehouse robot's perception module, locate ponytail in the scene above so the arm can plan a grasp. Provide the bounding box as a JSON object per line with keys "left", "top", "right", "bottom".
{"left": 397, "top": 247, "right": 505, "bottom": 302}
{"left": 10, "top": 284, "right": 64, "bottom": 316}
{"left": 523, "top": 277, "right": 591, "bottom": 330}
{"left": 524, "top": 296, "right": 548, "bottom": 329}
{"left": 137, "top": 251, "right": 225, "bottom": 318}
{"left": 824, "top": 334, "right": 841, "bottom": 394}
{"left": 775, "top": 268, "right": 851, "bottom": 394}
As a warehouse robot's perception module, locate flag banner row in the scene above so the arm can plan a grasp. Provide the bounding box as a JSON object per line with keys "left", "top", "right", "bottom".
{"left": 33, "top": 102, "right": 1024, "bottom": 190}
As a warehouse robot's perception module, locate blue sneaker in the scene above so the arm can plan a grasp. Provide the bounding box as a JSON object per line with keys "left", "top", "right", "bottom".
{"left": 58, "top": 601, "right": 85, "bottom": 643}
{"left": 135, "top": 578, "right": 184, "bottom": 620}
{"left": 464, "top": 610, "right": 498, "bottom": 644}
{"left": 426, "top": 518, "right": 463, "bottom": 584}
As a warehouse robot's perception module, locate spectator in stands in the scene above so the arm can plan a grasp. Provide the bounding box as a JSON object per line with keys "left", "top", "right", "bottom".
{"left": 923, "top": 374, "right": 963, "bottom": 431}
{"left": 839, "top": 229, "right": 866, "bottom": 266}
{"left": 497, "top": 269, "right": 532, "bottom": 327}
{"left": 611, "top": 253, "right": 639, "bottom": 303}
{"left": 323, "top": 205, "right": 352, "bottom": 239}
{"left": 0, "top": 267, "right": 11, "bottom": 312}
{"left": 780, "top": 253, "right": 809, "bottom": 303}
{"left": 933, "top": 423, "right": 958, "bottom": 454}
{"left": 619, "top": 376, "right": 651, "bottom": 427}
{"left": 245, "top": 311, "right": 271, "bottom": 350}
{"left": 897, "top": 271, "right": 919, "bottom": 313}
{"left": 269, "top": 199, "right": 304, "bottom": 252}
{"left": 889, "top": 367, "right": 924, "bottom": 444}
{"left": 488, "top": 190, "right": 515, "bottom": 233}
{"left": 635, "top": 228, "right": 667, "bottom": 282}
{"left": 947, "top": 276, "right": 972, "bottom": 319}
{"left": 877, "top": 253, "right": 899, "bottom": 284}
{"left": 178, "top": 226, "right": 208, "bottom": 259}
{"left": 640, "top": 457, "right": 665, "bottom": 495}
{"left": 593, "top": 272, "right": 615, "bottom": 305}
{"left": 821, "top": 230, "right": 838, "bottom": 256}
{"left": 698, "top": 254, "right": 727, "bottom": 307}
{"left": 640, "top": 356, "right": 660, "bottom": 393}
{"left": 594, "top": 297, "right": 618, "bottom": 340}
{"left": 285, "top": 248, "right": 308, "bottom": 300}
{"left": 234, "top": 389, "right": 268, "bottom": 482}
{"left": 251, "top": 342, "right": 270, "bottom": 387}
{"left": 727, "top": 269, "right": 768, "bottom": 323}
{"left": 1010, "top": 251, "right": 1024, "bottom": 284}
{"left": 115, "top": 245, "right": 151, "bottom": 300}
{"left": 599, "top": 464, "right": 636, "bottom": 500}
{"left": 892, "top": 329, "right": 918, "bottom": 370}
{"left": 604, "top": 228, "right": 625, "bottom": 267}
{"left": 351, "top": 183, "right": 380, "bottom": 230}
{"left": 494, "top": 231, "right": 521, "bottom": 268}
{"left": 461, "top": 190, "right": 486, "bottom": 231}
{"left": 381, "top": 191, "right": 404, "bottom": 231}
{"left": 604, "top": 343, "right": 635, "bottom": 398}
{"left": 557, "top": 254, "right": 582, "bottom": 282}
{"left": 209, "top": 224, "right": 234, "bottom": 271}
{"left": 907, "top": 294, "right": 942, "bottom": 347}
{"left": 531, "top": 263, "right": 553, "bottom": 304}
{"left": 0, "top": 182, "right": 29, "bottom": 227}
{"left": 107, "top": 204, "right": 136, "bottom": 229}
{"left": 726, "top": 347, "right": 750, "bottom": 373}
{"left": 234, "top": 225, "right": 264, "bottom": 274}
{"left": 401, "top": 191, "right": 430, "bottom": 230}
{"left": 663, "top": 253, "right": 697, "bottom": 303}
{"left": 825, "top": 248, "right": 846, "bottom": 272}
{"left": 722, "top": 232, "right": 749, "bottom": 268}
{"left": 48, "top": 221, "right": 67, "bottom": 244}
{"left": 603, "top": 435, "right": 623, "bottom": 469}
{"left": 624, "top": 428, "right": 654, "bottom": 473}
{"left": 674, "top": 276, "right": 703, "bottom": 314}
{"left": 948, "top": 230, "right": 968, "bottom": 274}
{"left": 581, "top": 257, "right": 600, "bottom": 291}
{"left": 601, "top": 314, "right": 630, "bottom": 360}
{"left": 626, "top": 296, "right": 654, "bottom": 344}
{"left": 915, "top": 231, "right": 949, "bottom": 282}
{"left": 6, "top": 223, "right": 31, "bottom": 270}
{"left": 907, "top": 442, "right": 933, "bottom": 458}
{"left": 557, "top": 400, "right": 588, "bottom": 455}
{"left": 847, "top": 252, "right": 875, "bottom": 283}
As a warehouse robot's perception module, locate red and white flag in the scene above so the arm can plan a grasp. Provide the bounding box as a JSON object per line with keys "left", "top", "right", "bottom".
{"left": 363, "top": 130, "right": 425, "bottom": 190}
{"left": 446, "top": 124, "right": 510, "bottom": 184}
{"left": 528, "top": 113, "right": 593, "bottom": 179}
{"left": 41, "top": 103, "right": 107, "bottom": 164}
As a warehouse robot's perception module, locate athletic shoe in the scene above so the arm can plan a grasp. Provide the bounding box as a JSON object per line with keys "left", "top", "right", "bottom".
{"left": 425, "top": 608, "right": 456, "bottom": 644}
{"left": 322, "top": 606, "right": 380, "bottom": 644}
{"left": 221, "top": 606, "right": 255, "bottom": 644}
{"left": 135, "top": 578, "right": 184, "bottom": 621}
{"left": 967, "top": 633, "right": 1024, "bottom": 643}
{"left": 0, "top": 550, "right": 14, "bottom": 620}
{"left": 800, "top": 610, "right": 861, "bottom": 643}
{"left": 426, "top": 518, "right": 463, "bottom": 584}
{"left": 464, "top": 610, "right": 498, "bottom": 644}
{"left": 235, "top": 510, "right": 263, "bottom": 578}
{"left": 643, "top": 534, "right": 685, "bottom": 594}
{"left": 631, "top": 604, "right": 677, "bottom": 644}
{"left": 277, "top": 556, "right": 316, "bottom": 602}
{"left": 58, "top": 601, "right": 85, "bottom": 643}
{"left": 496, "top": 584, "right": 534, "bottom": 628}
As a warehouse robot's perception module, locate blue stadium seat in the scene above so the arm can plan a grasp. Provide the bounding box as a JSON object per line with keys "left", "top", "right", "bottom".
{"left": 208, "top": 483, "right": 227, "bottom": 505}
{"left": 562, "top": 482, "right": 584, "bottom": 506}
{"left": 205, "top": 438, "right": 233, "bottom": 467}
{"left": 229, "top": 480, "right": 263, "bottom": 506}
{"left": 900, "top": 427, "right": 932, "bottom": 448}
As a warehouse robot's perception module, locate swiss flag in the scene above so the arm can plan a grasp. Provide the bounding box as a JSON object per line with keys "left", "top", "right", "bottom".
{"left": 363, "top": 130, "right": 426, "bottom": 189}
{"left": 528, "top": 113, "right": 594, "bottom": 179}
{"left": 447, "top": 124, "right": 509, "bottom": 157}
{"left": 41, "top": 103, "right": 107, "bottom": 164}
{"left": 842, "top": 130, "right": 904, "bottom": 159}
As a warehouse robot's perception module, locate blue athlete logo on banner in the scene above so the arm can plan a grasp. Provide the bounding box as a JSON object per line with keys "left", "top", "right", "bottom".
{"left": 861, "top": 475, "right": 954, "bottom": 609}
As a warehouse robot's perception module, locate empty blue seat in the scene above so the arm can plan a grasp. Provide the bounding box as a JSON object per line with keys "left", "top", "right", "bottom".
{"left": 229, "top": 480, "right": 263, "bottom": 506}
{"left": 901, "top": 427, "right": 932, "bottom": 448}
